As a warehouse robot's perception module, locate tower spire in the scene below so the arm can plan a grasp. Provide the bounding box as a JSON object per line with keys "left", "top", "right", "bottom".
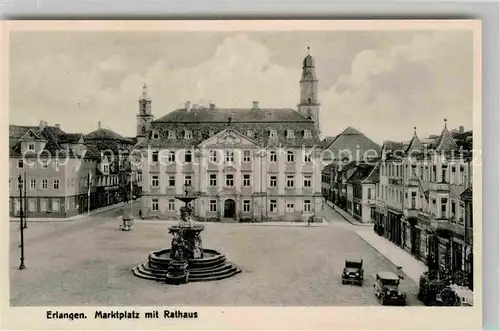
{"left": 307, "top": 46, "right": 310, "bottom": 55}
{"left": 414, "top": 126, "right": 417, "bottom": 134}
{"left": 444, "top": 118, "right": 447, "bottom": 129}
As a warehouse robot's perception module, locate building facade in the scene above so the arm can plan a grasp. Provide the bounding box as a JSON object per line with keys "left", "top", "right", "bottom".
{"left": 372, "top": 123, "right": 473, "bottom": 277}
{"left": 9, "top": 122, "right": 100, "bottom": 217}
{"left": 138, "top": 53, "right": 323, "bottom": 222}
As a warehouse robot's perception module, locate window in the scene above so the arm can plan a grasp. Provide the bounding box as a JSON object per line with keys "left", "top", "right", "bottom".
{"left": 269, "top": 151, "right": 277, "bottom": 162}
{"left": 243, "top": 200, "right": 251, "bottom": 212}
{"left": 286, "top": 151, "right": 295, "bottom": 163}
{"left": 243, "top": 174, "right": 251, "bottom": 187}
{"left": 18, "top": 160, "right": 24, "bottom": 168}
{"left": 441, "top": 164, "right": 448, "bottom": 183}
{"left": 28, "top": 199, "right": 37, "bottom": 212}
{"left": 269, "top": 200, "right": 277, "bottom": 212}
{"left": 303, "top": 176, "right": 311, "bottom": 187}
{"left": 210, "top": 200, "right": 217, "bottom": 212}
{"left": 30, "top": 179, "right": 36, "bottom": 189}
{"left": 441, "top": 198, "right": 448, "bottom": 217}
{"left": 269, "top": 175, "right": 277, "bottom": 187}
{"left": 367, "top": 188, "right": 372, "bottom": 199}
{"left": 40, "top": 199, "right": 47, "bottom": 212}
{"left": 151, "top": 151, "right": 159, "bottom": 163}
{"left": 286, "top": 129, "right": 295, "bottom": 139}
{"left": 243, "top": 150, "right": 251, "bottom": 163}
{"left": 286, "top": 203, "right": 294, "bottom": 213}
{"left": 209, "top": 150, "right": 218, "bottom": 163}
{"left": 184, "top": 130, "right": 192, "bottom": 139}
{"left": 168, "top": 175, "right": 175, "bottom": 187}
{"left": 269, "top": 130, "right": 278, "bottom": 139}
{"left": 226, "top": 150, "right": 234, "bottom": 162}
{"left": 304, "top": 130, "right": 312, "bottom": 139}
{"left": 246, "top": 130, "right": 253, "bottom": 138}
{"left": 42, "top": 161, "right": 48, "bottom": 168}
{"left": 209, "top": 174, "right": 217, "bottom": 187}
{"left": 152, "top": 199, "right": 159, "bottom": 211}
{"left": 167, "top": 151, "right": 176, "bottom": 162}
{"left": 304, "top": 153, "right": 311, "bottom": 163}
{"left": 152, "top": 130, "right": 159, "bottom": 139}
{"left": 55, "top": 160, "right": 59, "bottom": 170}
{"left": 103, "top": 164, "right": 110, "bottom": 173}
{"left": 184, "top": 150, "right": 192, "bottom": 163}
{"left": 286, "top": 175, "right": 295, "bottom": 188}
{"left": 304, "top": 200, "right": 311, "bottom": 212}
{"left": 451, "top": 201, "right": 456, "bottom": 218}
{"left": 28, "top": 143, "right": 35, "bottom": 151}
{"left": 168, "top": 199, "right": 175, "bottom": 211}
{"left": 42, "top": 179, "right": 48, "bottom": 189}
{"left": 151, "top": 175, "right": 159, "bottom": 187}
{"left": 225, "top": 174, "right": 234, "bottom": 187}
{"left": 53, "top": 179, "right": 60, "bottom": 189}
{"left": 184, "top": 175, "right": 192, "bottom": 186}
{"left": 52, "top": 199, "right": 60, "bottom": 212}
{"left": 168, "top": 131, "right": 176, "bottom": 139}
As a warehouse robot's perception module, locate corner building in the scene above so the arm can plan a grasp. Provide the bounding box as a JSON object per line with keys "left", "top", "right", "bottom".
{"left": 137, "top": 53, "right": 323, "bottom": 222}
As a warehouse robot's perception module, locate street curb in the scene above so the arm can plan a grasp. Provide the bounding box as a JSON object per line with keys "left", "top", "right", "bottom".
{"left": 326, "top": 203, "right": 372, "bottom": 227}
{"left": 137, "top": 218, "right": 330, "bottom": 227}
{"left": 355, "top": 231, "right": 422, "bottom": 283}
{"left": 9, "top": 202, "right": 128, "bottom": 223}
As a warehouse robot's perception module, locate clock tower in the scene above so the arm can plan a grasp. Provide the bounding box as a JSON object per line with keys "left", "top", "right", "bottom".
{"left": 136, "top": 82, "right": 154, "bottom": 144}
{"left": 297, "top": 47, "right": 320, "bottom": 136}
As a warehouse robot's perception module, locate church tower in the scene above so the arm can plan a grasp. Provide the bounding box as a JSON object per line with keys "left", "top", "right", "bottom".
{"left": 136, "top": 83, "right": 154, "bottom": 143}
{"left": 297, "top": 47, "right": 320, "bottom": 135}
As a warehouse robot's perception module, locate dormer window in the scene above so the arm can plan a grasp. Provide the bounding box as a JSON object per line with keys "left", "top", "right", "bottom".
{"left": 286, "top": 129, "right": 295, "bottom": 139}
{"left": 246, "top": 130, "right": 253, "bottom": 138}
{"left": 28, "top": 143, "right": 35, "bottom": 151}
{"left": 269, "top": 129, "right": 278, "bottom": 139}
{"left": 18, "top": 160, "right": 24, "bottom": 168}
{"left": 209, "top": 130, "right": 215, "bottom": 137}
{"left": 152, "top": 130, "right": 159, "bottom": 139}
{"left": 168, "top": 131, "right": 176, "bottom": 139}
{"left": 304, "top": 130, "right": 312, "bottom": 139}
{"left": 184, "top": 130, "right": 192, "bottom": 139}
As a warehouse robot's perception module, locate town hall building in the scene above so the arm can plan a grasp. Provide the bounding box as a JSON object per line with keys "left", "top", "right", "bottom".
{"left": 136, "top": 52, "right": 324, "bottom": 222}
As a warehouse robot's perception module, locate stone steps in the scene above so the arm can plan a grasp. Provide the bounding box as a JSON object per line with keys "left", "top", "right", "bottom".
{"left": 133, "top": 263, "right": 241, "bottom": 282}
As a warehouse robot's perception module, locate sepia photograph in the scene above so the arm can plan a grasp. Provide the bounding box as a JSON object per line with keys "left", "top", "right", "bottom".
{"left": 2, "top": 20, "right": 482, "bottom": 329}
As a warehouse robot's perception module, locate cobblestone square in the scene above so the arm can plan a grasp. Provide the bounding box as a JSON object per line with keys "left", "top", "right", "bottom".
{"left": 10, "top": 203, "right": 422, "bottom": 306}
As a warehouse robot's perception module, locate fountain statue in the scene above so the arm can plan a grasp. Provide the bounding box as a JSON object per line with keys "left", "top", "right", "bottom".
{"left": 133, "top": 185, "right": 241, "bottom": 285}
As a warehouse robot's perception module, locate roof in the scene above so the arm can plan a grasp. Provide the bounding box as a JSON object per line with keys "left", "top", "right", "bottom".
{"left": 460, "top": 187, "right": 472, "bottom": 200}
{"left": 303, "top": 54, "right": 315, "bottom": 67}
{"left": 9, "top": 124, "right": 98, "bottom": 159}
{"left": 347, "top": 164, "right": 375, "bottom": 184}
{"left": 433, "top": 126, "right": 459, "bottom": 152}
{"left": 324, "top": 127, "right": 381, "bottom": 162}
{"left": 377, "top": 271, "right": 400, "bottom": 280}
{"left": 320, "top": 135, "right": 337, "bottom": 148}
{"left": 155, "top": 107, "right": 311, "bottom": 123}
{"left": 142, "top": 108, "right": 321, "bottom": 148}
{"left": 85, "top": 128, "right": 134, "bottom": 143}
{"left": 362, "top": 162, "right": 380, "bottom": 184}
{"left": 405, "top": 131, "right": 423, "bottom": 154}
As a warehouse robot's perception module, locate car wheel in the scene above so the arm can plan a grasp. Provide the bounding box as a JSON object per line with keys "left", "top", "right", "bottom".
{"left": 380, "top": 296, "right": 385, "bottom": 305}
{"left": 342, "top": 280, "right": 346, "bottom": 285}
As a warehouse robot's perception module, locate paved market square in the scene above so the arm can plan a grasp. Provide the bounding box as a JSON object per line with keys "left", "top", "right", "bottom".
{"left": 9, "top": 202, "right": 423, "bottom": 306}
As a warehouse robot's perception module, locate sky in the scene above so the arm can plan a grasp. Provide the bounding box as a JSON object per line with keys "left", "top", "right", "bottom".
{"left": 9, "top": 30, "right": 474, "bottom": 144}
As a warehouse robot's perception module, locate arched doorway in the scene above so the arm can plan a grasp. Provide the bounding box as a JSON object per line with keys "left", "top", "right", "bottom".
{"left": 224, "top": 199, "right": 236, "bottom": 218}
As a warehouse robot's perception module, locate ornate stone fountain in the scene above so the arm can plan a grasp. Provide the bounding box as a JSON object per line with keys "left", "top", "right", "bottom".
{"left": 133, "top": 187, "right": 241, "bottom": 284}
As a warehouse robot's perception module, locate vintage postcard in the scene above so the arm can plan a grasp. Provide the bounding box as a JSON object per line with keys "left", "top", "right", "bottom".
{"left": 1, "top": 20, "right": 482, "bottom": 330}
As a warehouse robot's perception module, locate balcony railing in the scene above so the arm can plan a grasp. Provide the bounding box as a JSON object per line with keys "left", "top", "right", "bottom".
{"left": 428, "top": 182, "right": 450, "bottom": 192}
{"left": 403, "top": 208, "right": 419, "bottom": 219}
{"left": 406, "top": 178, "right": 420, "bottom": 187}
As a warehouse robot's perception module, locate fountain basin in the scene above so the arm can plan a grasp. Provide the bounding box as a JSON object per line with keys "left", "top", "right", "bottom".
{"left": 133, "top": 248, "right": 241, "bottom": 283}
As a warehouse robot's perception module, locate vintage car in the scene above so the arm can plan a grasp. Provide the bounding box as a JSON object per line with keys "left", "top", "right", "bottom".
{"left": 374, "top": 271, "right": 407, "bottom": 306}
{"left": 341, "top": 258, "right": 364, "bottom": 285}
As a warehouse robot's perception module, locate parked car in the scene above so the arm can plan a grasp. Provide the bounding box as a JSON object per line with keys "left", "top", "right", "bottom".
{"left": 374, "top": 271, "right": 407, "bottom": 306}
{"left": 341, "top": 258, "right": 364, "bottom": 285}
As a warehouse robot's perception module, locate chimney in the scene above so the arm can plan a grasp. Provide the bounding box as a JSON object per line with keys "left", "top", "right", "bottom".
{"left": 39, "top": 120, "right": 46, "bottom": 130}
{"left": 98, "top": 121, "right": 101, "bottom": 130}
{"left": 55, "top": 124, "right": 60, "bottom": 129}
{"left": 209, "top": 102, "right": 215, "bottom": 110}
{"left": 252, "top": 101, "right": 259, "bottom": 110}
{"left": 185, "top": 101, "right": 192, "bottom": 112}
{"left": 192, "top": 104, "right": 199, "bottom": 110}
{"left": 459, "top": 125, "right": 464, "bottom": 133}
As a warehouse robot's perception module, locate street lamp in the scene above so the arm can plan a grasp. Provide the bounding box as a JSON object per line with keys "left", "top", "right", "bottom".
{"left": 17, "top": 174, "right": 26, "bottom": 270}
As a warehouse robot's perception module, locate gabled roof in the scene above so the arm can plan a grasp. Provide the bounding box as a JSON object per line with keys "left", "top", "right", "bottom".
{"left": 19, "top": 128, "right": 46, "bottom": 141}
{"left": 433, "top": 125, "right": 459, "bottom": 152}
{"left": 347, "top": 164, "right": 375, "bottom": 184}
{"left": 324, "top": 126, "right": 381, "bottom": 161}
{"left": 362, "top": 162, "right": 380, "bottom": 184}
{"left": 405, "top": 129, "right": 423, "bottom": 154}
